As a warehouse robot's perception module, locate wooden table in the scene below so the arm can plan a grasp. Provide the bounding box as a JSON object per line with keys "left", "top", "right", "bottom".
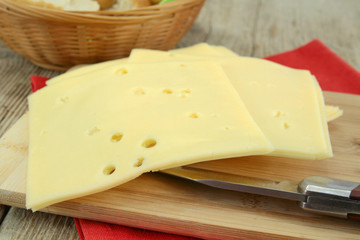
{"left": 0, "top": 0, "right": 359, "bottom": 239}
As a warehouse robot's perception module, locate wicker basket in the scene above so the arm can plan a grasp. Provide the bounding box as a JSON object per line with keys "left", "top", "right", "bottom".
{"left": 0, "top": 0, "right": 205, "bottom": 71}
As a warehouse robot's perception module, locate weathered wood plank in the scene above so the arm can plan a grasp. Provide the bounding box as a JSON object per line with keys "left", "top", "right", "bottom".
{"left": 0, "top": 207, "right": 79, "bottom": 240}
{"left": 181, "top": 0, "right": 360, "bottom": 70}
{"left": 0, "top": 205, "right": 10, "bottom": 225}
{"left": 0, "top": 42, "right": 61, "bottom": 138}
{"left": 179, "top": 0, "right": 261, "bottom": 56}
{"left": 252, "top": 0, "right": 360, "bottom": 69}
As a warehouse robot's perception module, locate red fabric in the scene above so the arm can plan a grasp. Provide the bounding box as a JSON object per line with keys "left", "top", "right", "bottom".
{"left": 265, "top": 39, "right": 360, "bottom": 94}
{"left": 30, "top": 75, "right": 48, "bottom": 92}
{"left": 74, "top": 219, "right": 198, "bottom": 240}
{"left": 30, "top": 39, "right": 360, "bottom": 239}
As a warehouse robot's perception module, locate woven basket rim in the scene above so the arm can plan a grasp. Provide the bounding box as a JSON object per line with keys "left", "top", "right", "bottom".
{"left": 0, "top": 7, "right": 179, "bottom": 24}
{"left": 0, "top": 0, "right": 206, "bottom": 70}
{"left": 0, "top": 0, "right": 204, "bottom": 18}
{"left": 0, "top": 0, "right": 205, "bottom": 24}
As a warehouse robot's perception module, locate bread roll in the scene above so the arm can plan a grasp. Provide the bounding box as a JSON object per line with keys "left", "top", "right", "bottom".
{"left": 108, "top": 0, "right": 151, "bottom": 11}
{"left": 96, "top": 0, "right": 116, "bottom": 9}
{"left": 20, "top": 0, "right": 151, "bottom": 11}
{"left": 20, "top": 0, "right": 100, "bottom": 11}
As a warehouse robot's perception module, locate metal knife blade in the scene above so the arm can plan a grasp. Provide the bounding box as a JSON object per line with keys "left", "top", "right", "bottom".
{"left": 160, "top": 166, "right": 306, "bottom": 201}
{"left": 160, "top": 166, "right": 360, "bottom": 219}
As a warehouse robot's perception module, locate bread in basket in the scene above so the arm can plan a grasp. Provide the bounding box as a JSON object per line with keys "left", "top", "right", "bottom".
{"left": 0, "top": 0, "right": 205, "bottom": 71}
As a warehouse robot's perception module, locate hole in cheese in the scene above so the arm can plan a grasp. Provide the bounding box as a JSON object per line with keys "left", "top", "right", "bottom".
{"left": 178, "top": 89, "right": 191, "bottom": 98}
{"left": 162, "top": 88, "right": 173, "bottom": 94}
{"left": 181, "top": 89, "right": 191, "bottom": 93}
{"left": 273, "top": 111, "right": 287, "bottom": 117}
{"left": 142, "top": 139, "right": 157, "bottom": 148}
{"left": 114, "top": 68, "right": 128, "bottom": 75}
{"left": 134, "top": 157, "right": 144, "bottom": 167}
{"left": 111, "top": 132, "right": 123, "bottom": 142}
{"left": 133, "top": 88, "right": 146, "bottom": 95}
{"left": 88, "top": 126, "right": 101, "bottom": 136}
{"left": 103, "top": 165, "right": 116, "bottom": 175}
{"left": 180, "top": 64, "right": 185, "bottom": 67}
{"left": 57, "top": 96, "right": 69, "bottom": 104}
{"left": 273, "top": 111, "right": 281, "bottom": 117}
{"left": 188, "top": 113, "right": 199, "bottom": 119}
{"left": 284, "top": 122, "right": 290, "bottom": 129}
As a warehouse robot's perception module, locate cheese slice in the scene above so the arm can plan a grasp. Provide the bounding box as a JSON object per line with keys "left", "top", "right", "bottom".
{"left": 174, "top": 42, "right": 239, "bottom": 57}
{"left": 211, "top": 45, "right": 239, "bottom": 57}
{"left": 46, "top": 43, "right": 228, "bottom": 86}
{"left": 46, "top": 58, "right": 128, "bottom": 86}
{"left": 326, "top": 105, "right": 344, "bottom": 122}
{"left": 47, "top": 43, "right": 237, "bottom": 86}
{"left": 129, "top": 49, "right": 332, "bottom": 159}
{"left": 170, "top": 43, "right": 221, "bottom": 56}
{"left": 27, "top": 61, "right": 273, "bottom": 210}
{"left": 131, "top": 47, "right": 341, "bottom": 123}
{"left": 47, "top": 43, "right": 220, "bottom": 86}
{"left": 188, "top": 44, "right": 342, "bottom": 123}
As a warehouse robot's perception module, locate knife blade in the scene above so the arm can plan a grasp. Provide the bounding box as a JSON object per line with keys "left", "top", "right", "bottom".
{"left": 160, "top": 166, "right": 360, "bottom": 220}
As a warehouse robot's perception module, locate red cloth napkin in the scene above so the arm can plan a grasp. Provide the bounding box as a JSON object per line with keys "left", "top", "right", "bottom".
{"left": 30, "top": 39, "right": 360, "bottom": 240}
{"left": 264, "top": 39, "right": 360, "bottom": 94}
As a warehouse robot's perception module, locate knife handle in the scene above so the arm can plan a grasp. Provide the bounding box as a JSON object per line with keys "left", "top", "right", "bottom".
{"left": 299, "top": 177, "right": 360, "bottom": 219}
{"left": 350, "top": 185, "right": 360, "bottom": 200}
{"left": 348, "top": 214, "right": 360, "bottom": 221}
{"left": 348, "top": 185, "right": 360, "bottom": 221}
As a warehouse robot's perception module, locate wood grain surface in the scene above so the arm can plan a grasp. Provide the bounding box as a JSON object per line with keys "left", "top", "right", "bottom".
{"left": 0, "top": 205, "right": 9, "bottom": 225}
{"left": 0, "top": 207, "right": 78, "bottom": 240}
{"left": 0, "top": 0, "right": 359, "bottom": 239}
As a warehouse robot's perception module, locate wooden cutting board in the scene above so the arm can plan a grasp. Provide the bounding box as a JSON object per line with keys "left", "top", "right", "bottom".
{"left": 0, "top": 91, "right": 359, "bottom": 240}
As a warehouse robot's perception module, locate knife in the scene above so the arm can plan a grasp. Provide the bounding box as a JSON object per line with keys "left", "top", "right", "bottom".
{"left": 160, "top": 166, "right": 360, "bottom": 220}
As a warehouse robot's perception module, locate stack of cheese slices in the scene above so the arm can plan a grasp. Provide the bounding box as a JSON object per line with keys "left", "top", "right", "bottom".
{"left": 27, "top": 43, "right": 342, "bottom": 211}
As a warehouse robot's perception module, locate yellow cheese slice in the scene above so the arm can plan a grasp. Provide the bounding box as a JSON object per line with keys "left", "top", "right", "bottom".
{"left": 172, "top": 43, "right": 239, "bottom": 57}
{"left": 325, "top": 105, "right": 344, "bottom": 122}
{"left": 46, "top": 43, "right": 231, "bottom": 86}
{"left": 128, "top": 49, "right": 332, "bottom": 160}
{"left": 221, "top": 59, "right": 332, "bottom": 159}
{"left": 132, "top": 47, "right": 341, "bottom": 123}
{"left": 47, "top": 43, "right": 220, "bottom": 87}
{"left": 27, "top": 61, "right": 273, "bottom": 210}
{"left": 46, "top": 58, "right": 128, "bottom": 86}
{"left": 198, "top": 45, "right": 342, "bottom": 122}
{"left": 170, "top": 43, "right": 221, "bottom": 56}
{"left": 211, "top": 45, "right": 239, "bottom": 57}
